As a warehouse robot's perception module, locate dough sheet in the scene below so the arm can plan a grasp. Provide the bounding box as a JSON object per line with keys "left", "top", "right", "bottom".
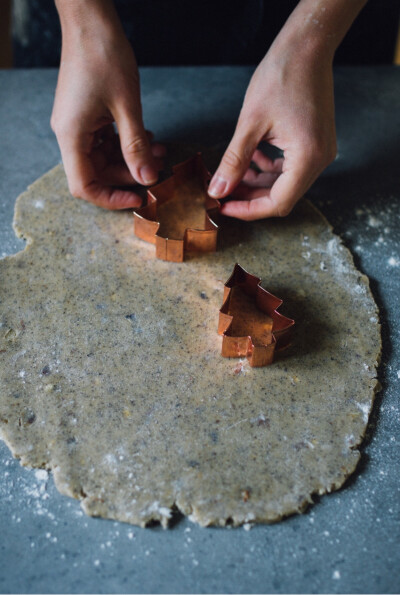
{"left": 0, "top": 155, "right": 381, "bottom": 527}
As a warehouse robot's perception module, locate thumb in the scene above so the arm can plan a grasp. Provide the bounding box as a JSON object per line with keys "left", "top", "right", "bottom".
{"left": 115, "top": 106, "right": 158, "bottom": 186}
{"left": 208, "top": 123, "right": 260, "bottom": 198}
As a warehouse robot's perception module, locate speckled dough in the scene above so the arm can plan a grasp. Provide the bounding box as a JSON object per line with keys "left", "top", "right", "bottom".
{"left": 0, "top": 156, "right": 381, "bottom": 527}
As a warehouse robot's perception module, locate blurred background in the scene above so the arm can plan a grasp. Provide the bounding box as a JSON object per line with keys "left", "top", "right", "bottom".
{"left": 1, "top": 0, "right": 400, "bottom": 69}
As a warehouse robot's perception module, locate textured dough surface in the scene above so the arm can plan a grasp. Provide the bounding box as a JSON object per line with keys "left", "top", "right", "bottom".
{"left": 0, "top": 157, "right": 381, "bottom": 527}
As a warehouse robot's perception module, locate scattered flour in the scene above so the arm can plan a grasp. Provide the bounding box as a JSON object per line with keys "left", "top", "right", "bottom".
{"left": 35, "top": 469, "right": 49, "bottom": 482}
{"left": 357, "top": 402, "right": 370, "bottom": 423}
{"left": 367, "top": 216, "right": 382, "bottom": 228}
{"left": 233, "top": 359, "right": 250, "bottom": 376}
{"left": 388, "top": 257, "right": 399, "bottom": 267}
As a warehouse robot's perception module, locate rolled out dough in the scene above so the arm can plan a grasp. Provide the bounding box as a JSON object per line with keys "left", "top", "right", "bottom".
{"left": 0, "top": 152, "right": 381, "bottom": 527}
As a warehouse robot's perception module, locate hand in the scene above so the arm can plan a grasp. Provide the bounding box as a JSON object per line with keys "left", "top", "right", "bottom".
{"left": 208, "top": 45, "right": 337, "bottom": 220}
{"left": 207, "top": 0, "right": 370, "bottom": 221}
{"left": 209, "top": 0, "right": 368, "bottom": 220}
{"left": 51, "top": 2, "right": 164, "bottom": 209}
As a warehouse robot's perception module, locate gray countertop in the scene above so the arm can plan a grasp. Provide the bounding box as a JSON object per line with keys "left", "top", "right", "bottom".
{"left": 0, "top": 66, "right": 399, "bottom": 594}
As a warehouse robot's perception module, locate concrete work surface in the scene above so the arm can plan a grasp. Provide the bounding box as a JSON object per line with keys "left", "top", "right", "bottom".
{"left": 0, "top": 66, "right": 399, "bottom": 594}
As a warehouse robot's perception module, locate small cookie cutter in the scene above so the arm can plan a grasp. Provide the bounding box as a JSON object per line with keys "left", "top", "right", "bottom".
{"left": 218, "top": 264, "right": 295, "bottom": 367}
{"left": 133, "top": 153, "right": 220, "bottom": 262}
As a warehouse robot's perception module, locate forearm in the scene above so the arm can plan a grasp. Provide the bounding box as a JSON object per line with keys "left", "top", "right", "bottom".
{"left": 271, "top": 0, "right": 368, "bottom": 62}
{"left": 55, "top": 0, "right": 124, "bottom": 46}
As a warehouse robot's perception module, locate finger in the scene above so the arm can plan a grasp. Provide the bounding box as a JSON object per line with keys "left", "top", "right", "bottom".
{"left": 60, "top": 137, "right": 143, "bottom": 210}
{"left": 222, "top": 159, "right": 316, "bottom": 221}
{"left": 114, "top": 106, "right": 159, "bottom": 186}
{"left": 137, "top": 130, "right": 167, "bottom": 157}
{"left": 97, "top": 156, "right": 165, "bottom": 186}
{"left": 100, "top": 126, "right": 166, "bottom": 162}
{"left": 230, "top": 184, "right": 268, "bottom": 201}
{"left": 221, "top": 193, "right": 276, "bottom": 221}
{"left": 251, "top": 149, "right": 284, "bottom": 174}
{"left": 151, "top": 142, "right": 167, "bottom": 158}
{"left": 99, "top": 123, "right": 118, "bottom": 142}
{"left": 92, "top": 140, "right": 164, "bottom": 174}
{"left": 89, "top": 186, "right": 144, "bottom": 210}
{"left": 208, "top": 122, "right": 261, "bottom": 198}
{"left": 145, "top": 129, "right": 166, "bottom": 154}
{"left": 96, "top": 163, "right": 137, "bottom": 186}
{"left": 242, "top": 168, "right": 280, "bottom": 188}
{"left": 94, "top": 135, "right": 165, "bottom": 174}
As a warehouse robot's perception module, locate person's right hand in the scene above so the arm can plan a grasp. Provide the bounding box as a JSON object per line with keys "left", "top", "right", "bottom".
{"left": 51, "top": 1, "right": 164, "bottom": 210}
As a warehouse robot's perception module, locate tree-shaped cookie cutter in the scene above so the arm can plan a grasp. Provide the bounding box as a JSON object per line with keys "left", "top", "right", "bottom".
{"left": 133, "top": 153, "right": 220, "bottom": 262}
{"left": 218, "top": 264, "right": 295, "bottom": 367}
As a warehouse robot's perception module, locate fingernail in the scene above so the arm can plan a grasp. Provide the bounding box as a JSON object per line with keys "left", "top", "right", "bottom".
{"left": 139, "top": 166, "right": 158, "bottom": 185}
{"left": 208, "top": 175, "right": 228, "bottom": 197}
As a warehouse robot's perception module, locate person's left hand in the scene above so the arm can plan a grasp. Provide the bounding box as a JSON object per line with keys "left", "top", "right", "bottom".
{"left": 207, "top": 41, "right": 337, "bottom": 220}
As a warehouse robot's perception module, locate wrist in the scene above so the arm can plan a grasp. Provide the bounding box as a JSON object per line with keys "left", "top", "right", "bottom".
{"left": 269, "top": 26, "right": 334, "bottom": 73}
{"left": 270, "top": 0, "right": 367, "bottom": 65}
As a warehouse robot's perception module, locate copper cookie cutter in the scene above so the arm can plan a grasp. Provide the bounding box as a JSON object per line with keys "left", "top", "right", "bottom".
{"left": 218, "top": 264, "right": 295, "bottom": 367}
{"left": 133, "top": 153, "right": 220, "bottom": 262}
